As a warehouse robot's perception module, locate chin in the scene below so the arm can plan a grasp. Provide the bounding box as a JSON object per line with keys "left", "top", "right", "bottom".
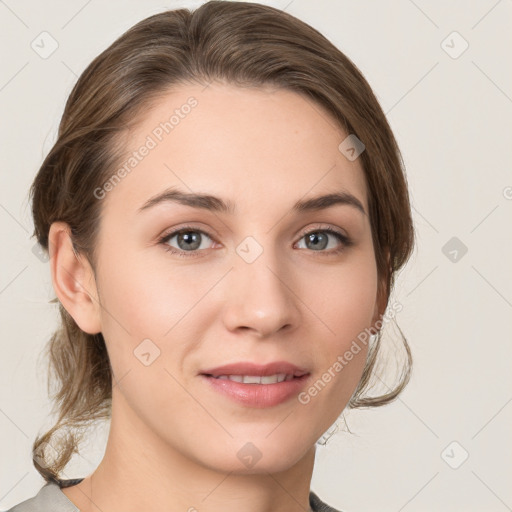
{"left": 196, "top": 435, "right": 314, "bottom": 475}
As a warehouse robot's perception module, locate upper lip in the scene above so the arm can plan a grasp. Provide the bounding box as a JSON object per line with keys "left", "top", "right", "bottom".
{"left": 200, "top": 361, "right": 310, "bottom": 378}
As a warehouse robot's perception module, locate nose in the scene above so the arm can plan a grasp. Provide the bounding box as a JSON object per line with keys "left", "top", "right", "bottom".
{"left": 221, "top": 246, "right": 301, "bottom": 339}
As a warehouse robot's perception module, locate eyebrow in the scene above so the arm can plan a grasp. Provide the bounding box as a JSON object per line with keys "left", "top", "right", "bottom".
{"left": 137, "top": 187, "right": 366, "bottom": 216}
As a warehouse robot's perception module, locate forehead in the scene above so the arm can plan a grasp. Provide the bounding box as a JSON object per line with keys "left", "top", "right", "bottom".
{"left": 101, "top": 82, "right": 368, "bottom": 220}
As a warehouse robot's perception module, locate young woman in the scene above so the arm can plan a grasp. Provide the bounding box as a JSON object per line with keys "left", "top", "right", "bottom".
{"left": 8, "top": 1, "right": 414, "bottom": 511}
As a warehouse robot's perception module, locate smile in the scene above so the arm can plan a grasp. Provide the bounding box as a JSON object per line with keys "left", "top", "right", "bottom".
{"left": 210, "top": 373, "right": 295, "bottom": 384}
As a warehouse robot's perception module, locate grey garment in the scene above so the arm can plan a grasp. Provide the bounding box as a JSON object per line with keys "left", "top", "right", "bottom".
{"left": 6, "top": 479, "right": 81, "bottom": 512}
{"left": 309, "top": 490, "right": 343, "bottom": 512}
{"left": 6, "top": 479, "right": 343, "bottom": 512}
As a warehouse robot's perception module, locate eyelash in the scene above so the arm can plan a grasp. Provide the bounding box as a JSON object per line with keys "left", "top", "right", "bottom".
{"left": 157, "top": 224, "right": 353, "bottom": 259}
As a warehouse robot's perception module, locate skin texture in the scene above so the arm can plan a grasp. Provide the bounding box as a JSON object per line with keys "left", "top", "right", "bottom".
{"left": 51, "top": 82, "right": 385, "bottom": 512}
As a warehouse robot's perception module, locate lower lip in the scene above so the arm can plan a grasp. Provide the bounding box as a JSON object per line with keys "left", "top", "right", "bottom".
{"left": 201, "top": 374, "right": 310, "bottom": 408}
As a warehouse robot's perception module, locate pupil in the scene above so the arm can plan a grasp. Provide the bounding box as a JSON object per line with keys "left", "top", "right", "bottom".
{"left": 308, "top": 232, "right": 327, "bottom": 250}
{"left": 179, "top": 231, "right": 200, "bottom": 250}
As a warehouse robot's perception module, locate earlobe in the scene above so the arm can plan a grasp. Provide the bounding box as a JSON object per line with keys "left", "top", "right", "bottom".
{"left": 48, "top": 221, "right": 102, "bottom": 334}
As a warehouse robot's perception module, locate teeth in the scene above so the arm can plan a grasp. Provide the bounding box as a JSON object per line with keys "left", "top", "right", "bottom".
{"left": 243, "top": 375, "right": 261, "bottom": 384}
{"left": 214, "top": 373, "right": 290, "bottom": 384}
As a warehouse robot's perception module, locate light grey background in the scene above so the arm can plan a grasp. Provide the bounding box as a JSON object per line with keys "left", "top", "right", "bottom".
{"left": 1, "top": 1, "right": 511, "bottom": 511}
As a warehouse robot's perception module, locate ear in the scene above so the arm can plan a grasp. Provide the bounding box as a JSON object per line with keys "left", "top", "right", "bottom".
{"left": 371, "top": 248, "right": 391, "bottom": 330}
{"left": 48, "top": 221, "right": 102, "bottom": 334}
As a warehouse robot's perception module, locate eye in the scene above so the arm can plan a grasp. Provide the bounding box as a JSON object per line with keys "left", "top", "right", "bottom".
{"left": 295, "top": 225, "right": 353, "bottom": 255}
{"left": 157, "top": 224, "right": 353, "bottom": 258}
{"left": 158, "top": 225, "right": 216, "bottom": 258}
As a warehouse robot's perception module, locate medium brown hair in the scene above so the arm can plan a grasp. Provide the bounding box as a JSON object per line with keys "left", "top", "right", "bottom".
{"left": 30, "top": 0, "right": 415, "bottom": 482}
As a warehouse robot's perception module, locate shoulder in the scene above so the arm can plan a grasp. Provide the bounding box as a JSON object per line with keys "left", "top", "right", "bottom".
{"left": 5, "top": 480, "right": 82, "bottom": 512}
{"left": 309, "top": 490, "right": 345, "bottom": 512}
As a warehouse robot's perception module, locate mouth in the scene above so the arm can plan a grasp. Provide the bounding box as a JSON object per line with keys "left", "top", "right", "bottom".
{"left": 202, "top": 373, "right": 306, "bottom": 384}
{"left": 200, "top": 360, "right": 309, "bottom": 379}
{"left": 199, "top": 361, "right": 311, "bottom": 408}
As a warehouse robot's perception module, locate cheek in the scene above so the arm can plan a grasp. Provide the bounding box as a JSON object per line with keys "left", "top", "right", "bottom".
{"left": 94, "top": 256, "right": 199, "bottom": 414}
{"left": 306, "top": 255, "right": 377, "bottom": 398}
{"left": 309, "top": 254, "right": 379, "bottom": 346}
{"left": 299, "top": 264, "right": 376, "bottom": 421}
{"left": 94, "top": 252, "right": 225, "bottom": 389}
{"left": 97, "top": 253, "right": 207, "bottom": 341}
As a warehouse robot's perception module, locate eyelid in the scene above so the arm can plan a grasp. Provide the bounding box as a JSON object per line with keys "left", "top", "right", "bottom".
{"left": 296, "top": 223, "right": 349, "bottom": 240}
{"left": 158, "top": 223, "right": 217, "bottom": 242}
{"left": 158, "top": 222, "right": 348, "bottom": 241}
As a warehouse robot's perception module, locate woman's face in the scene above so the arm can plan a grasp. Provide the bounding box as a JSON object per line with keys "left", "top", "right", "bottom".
{"left": 87, "top": 82, "right": 382, "bottom": 474}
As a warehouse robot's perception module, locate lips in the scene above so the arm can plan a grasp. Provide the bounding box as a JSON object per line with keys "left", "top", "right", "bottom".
{"left": 200, "top": 361, "right": 311, "bottom": 408}
{"left": 200, "top": 361, "right": 310, "bottom": 379}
